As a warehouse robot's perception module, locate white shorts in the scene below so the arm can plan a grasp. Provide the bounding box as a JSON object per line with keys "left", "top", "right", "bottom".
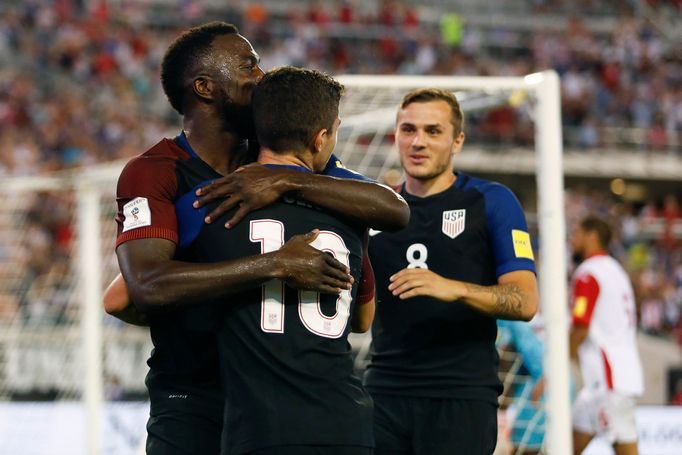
{"left": 572, "top": 388, "right": 638, "bottom": 444}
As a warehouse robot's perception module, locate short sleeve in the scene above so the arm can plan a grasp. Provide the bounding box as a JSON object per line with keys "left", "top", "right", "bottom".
{"left": 322, "top": 154, "right": 375, "bottom": 182}
{"left": 483, "top": 184, "right": 536, "bottom": 277}
{"left": 571, "top": 273, "right": 600, "bottom": 327}
{"left": 115, "top": 155, "right": 179, "bottom": 248}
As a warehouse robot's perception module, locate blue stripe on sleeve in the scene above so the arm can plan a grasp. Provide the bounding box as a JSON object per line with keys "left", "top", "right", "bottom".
{"left": 175, "top": 182, "right": 210, "bottom": 248}
{"left": 466, "top": 178, "right": 536, "bottom": 277}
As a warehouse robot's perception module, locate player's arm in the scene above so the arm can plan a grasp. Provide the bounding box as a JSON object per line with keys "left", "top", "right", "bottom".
{"left": 351, "top": 239, "right": 376, "bottom": 333}
{"left": 388, "top": 269, "right": 538, "bottom": 321}
{"left": 117, "top": 231, "right": 352, "bottom": 312}
{"left": 103, "top": 273, "right": 148, "bottom": 326}
{"left": 193, "top": 163, "right": 410, "bottom": 231}
{"left": 569, "top": 273, "right": 599, "bottom": 360}
{"left": 569, "top": 326, "right": 589, "bottom": 360}
{"left": 115, "top": 156, "right": 352, "bottom": 314}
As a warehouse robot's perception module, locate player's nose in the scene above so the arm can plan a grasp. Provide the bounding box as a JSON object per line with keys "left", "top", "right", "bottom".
{"left": 411, "top": 131, "right": 426, "bottom": 148}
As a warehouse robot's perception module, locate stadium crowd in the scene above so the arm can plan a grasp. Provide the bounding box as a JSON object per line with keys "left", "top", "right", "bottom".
{"left": 0, "top": 1, "right": 680, "bottom": 342}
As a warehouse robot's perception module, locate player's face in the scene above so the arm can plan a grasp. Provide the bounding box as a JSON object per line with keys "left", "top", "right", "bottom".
{"left": 211, "top": 34, "right": 264, "bottom": 106}
{"left": 570, "top": 226, "right": 587, "bottom": 259}
{"left": 396, "top": 100, "right": 464, "bottom": 182}
{"left": 211, "top": 34, "right": 264, "bottom": 137}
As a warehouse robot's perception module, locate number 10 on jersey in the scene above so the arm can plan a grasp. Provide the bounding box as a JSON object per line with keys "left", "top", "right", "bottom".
{"left": 250, "top": 219, "right": 352, "bottom": 339}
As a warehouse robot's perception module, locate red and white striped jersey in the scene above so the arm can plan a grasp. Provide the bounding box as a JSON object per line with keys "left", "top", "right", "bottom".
{"left": 571, "top": 253, "right": 644, "bottom": 396}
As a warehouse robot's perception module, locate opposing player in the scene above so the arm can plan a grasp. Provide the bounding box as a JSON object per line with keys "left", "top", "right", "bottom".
{"left": 570, "top": 215, "right": 643, "bottom": 455}
{"left": 184, "top": 67, "right": 373, "bottom": 454}
{"left": 113, "top": 22, "right": 406, "bottom": 455}
{"left": 365, "top": 88, "right": 538, "bottom": 454}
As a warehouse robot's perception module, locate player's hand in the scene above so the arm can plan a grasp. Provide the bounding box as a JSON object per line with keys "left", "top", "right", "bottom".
{"left": 193, "top": 164, "right": 293, "bottom": 228}
{"left": 388, "top": 268, "right": 462, "bottom": 301}
{"left": 275, "top": 229, "right": 354, "bottom": 294}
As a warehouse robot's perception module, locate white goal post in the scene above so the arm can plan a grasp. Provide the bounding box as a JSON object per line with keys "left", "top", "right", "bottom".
{"left": 0, "top": 71, "right": 568, "bottom": 455}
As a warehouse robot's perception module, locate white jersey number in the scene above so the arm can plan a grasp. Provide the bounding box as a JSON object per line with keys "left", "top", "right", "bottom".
{"left": 250, "top": 219, "right": 351, "bottom": 339}
{"left": 406, "top": 243, "right": 429, "bottom": 269}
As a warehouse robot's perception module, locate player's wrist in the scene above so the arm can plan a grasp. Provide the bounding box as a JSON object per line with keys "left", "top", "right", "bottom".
{"left": 263, "top": 251, "right": 287, "bottom": 280}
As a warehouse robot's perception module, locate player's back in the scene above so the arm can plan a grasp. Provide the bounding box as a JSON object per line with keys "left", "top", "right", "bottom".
{"left": 190, "top": 193, "right": 373, "bottom": 454}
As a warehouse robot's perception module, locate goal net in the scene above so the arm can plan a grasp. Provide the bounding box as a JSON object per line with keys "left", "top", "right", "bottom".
{"left": 0, "top": 73, "right": 569, "bottom": 455}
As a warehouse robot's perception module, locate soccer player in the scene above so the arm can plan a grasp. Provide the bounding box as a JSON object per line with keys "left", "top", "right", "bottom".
{"left": 113, "top": 22, "right": 406, "bottom": 455}
{"left": 365, "top": 88, "right": 538, "bottom": 455}
{"left": 184, "top": 67, "right": 373, "bottom": 454}
{"left": 569, "top": 215, "right": 643, "bottom": 455}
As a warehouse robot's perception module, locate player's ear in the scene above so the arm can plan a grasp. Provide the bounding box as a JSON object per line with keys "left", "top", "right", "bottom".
{"left": 192, "top": 76, "right": 214, "bottom": 102}
{"left": 451, "top": 131, "right": 465, "bottom": 155}
{"left": 312, "top": 128, "right": 328, "bottom": 155}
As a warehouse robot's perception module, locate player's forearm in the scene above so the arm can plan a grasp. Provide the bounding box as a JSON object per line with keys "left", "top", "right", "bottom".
{"left": 289, "top": 173, "right": 410, "bottom": 231}
{"left": 351, "top": 298, "right": 375, "bottom": 333}
{"left": 122, "top": 254, "right": 280, "bottom": 311}
{"left": 569, "top": 327, "right": 587, "bottom": 360}
{"left": 458, "top": 281, "right": 536, "bottom": 321}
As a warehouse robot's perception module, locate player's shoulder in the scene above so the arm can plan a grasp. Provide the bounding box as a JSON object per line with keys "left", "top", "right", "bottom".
{"left": 461, "top": 173, "right": 517, "bottom": 202}
{"left": 117, "top": 138, "right": 190, "bottom": 194}
{"left": 119, "top": 138, "right": 188, "bottom": 177}
{"left": 322, "top": 154, "right": 374, "bottom": 182}
{"left": 581, "top": 254, "right": 624, "bottom": 276}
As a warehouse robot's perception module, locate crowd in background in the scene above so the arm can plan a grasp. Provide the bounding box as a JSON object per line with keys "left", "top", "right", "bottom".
{"left": 0, "top": 0, "right": 680, "bottom": 176}
{"left": 0, "top": 1, "right": 680, "bottom": 343}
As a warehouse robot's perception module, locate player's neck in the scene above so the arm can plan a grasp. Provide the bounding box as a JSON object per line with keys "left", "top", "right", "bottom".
{"left": 405, "top": 171, "right": 456, "bottom": 198}
{"left": 258, "top": 148, "right": 313, "bottom": 172}
{"left": 584, "top": 247, "right": 608, "bottom": 259}
{"left": 183, "top": 116, "right": 243, "bottom": 176}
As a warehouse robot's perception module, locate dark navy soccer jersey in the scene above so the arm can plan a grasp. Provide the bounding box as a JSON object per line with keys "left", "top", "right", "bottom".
{"left": 182, "top": 165, "right": 373, "bottom": 454}
{"left": 115, "top": 133, "right": 372, "bottom": 393}
{"left": 365, "top": 172, "right": 536, "bottom": 405}
{"left": 115, "top": 132, "right": 234, "bottom": 396}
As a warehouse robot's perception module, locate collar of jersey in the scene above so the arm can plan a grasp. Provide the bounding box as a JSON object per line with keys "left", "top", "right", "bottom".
{"left": 401, "top": 171, "right": 467, "bottom": 200}
{"left": 263, "top": 163, "right": 313, "bottom": 173}
{"left": 174, "top": 131, "right": 199, "bottom": 158}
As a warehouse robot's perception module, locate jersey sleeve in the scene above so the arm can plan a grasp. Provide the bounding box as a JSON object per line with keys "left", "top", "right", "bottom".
{"left": 115, "top": 155, "right": 179, "bottom": 248}
{"left": 483, "top": 184, "right": 536, "bottom": 277}
{"left": 571, "top": 273, "right": 600, "bottom": 327}
{"left": 356, "top": 232, "right": 375, "bottom": 305}
{"left": 322, "top": 154, "right": 375, "bottom": 182}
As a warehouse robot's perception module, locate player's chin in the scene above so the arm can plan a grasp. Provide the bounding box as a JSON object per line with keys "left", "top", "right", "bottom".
{"left": 405, "top": 166, "right": 435, "bottom": 180}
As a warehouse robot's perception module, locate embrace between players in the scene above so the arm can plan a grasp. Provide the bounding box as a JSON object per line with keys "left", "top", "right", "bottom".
{"left": 108, "top": 22, "right": 540, "bottom": 455}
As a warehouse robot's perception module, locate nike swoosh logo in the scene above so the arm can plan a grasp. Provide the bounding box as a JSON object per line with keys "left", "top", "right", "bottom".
{"left": 369, "top": 229, "right": 382, "bottom": 237}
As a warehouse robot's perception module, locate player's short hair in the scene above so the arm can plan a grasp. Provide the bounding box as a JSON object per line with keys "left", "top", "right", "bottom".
{"left": 252, "top": 67, "right": 344, "bottom": 152}
{"left": 161, "top": 22, "right": 239, "bottom": 115}
{"left": 399, "top": 88, "right": 464, "bottom": 136}
{"left": 580, "top": 215, "right": 612, "bottom": 248}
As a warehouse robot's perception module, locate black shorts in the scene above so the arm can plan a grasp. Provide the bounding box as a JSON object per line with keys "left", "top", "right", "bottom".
{"left": 371, "top": 393, "right": 497, "bottom": 455}
{"left": 248, "top": 446, "right": 373, "bottom": 455}
{"left": 146, "top": 385, "right": 223, "bottom": 455}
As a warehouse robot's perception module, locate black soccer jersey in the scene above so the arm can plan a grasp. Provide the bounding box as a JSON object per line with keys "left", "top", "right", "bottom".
{"left": 365, "top": 172, "right": 536, "bottom": 405}
{"left": 180, "top": 165, "right": 374, "bottom": 454}
{"left": 116, "top": 132, "right": 241, "bottom": 396}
